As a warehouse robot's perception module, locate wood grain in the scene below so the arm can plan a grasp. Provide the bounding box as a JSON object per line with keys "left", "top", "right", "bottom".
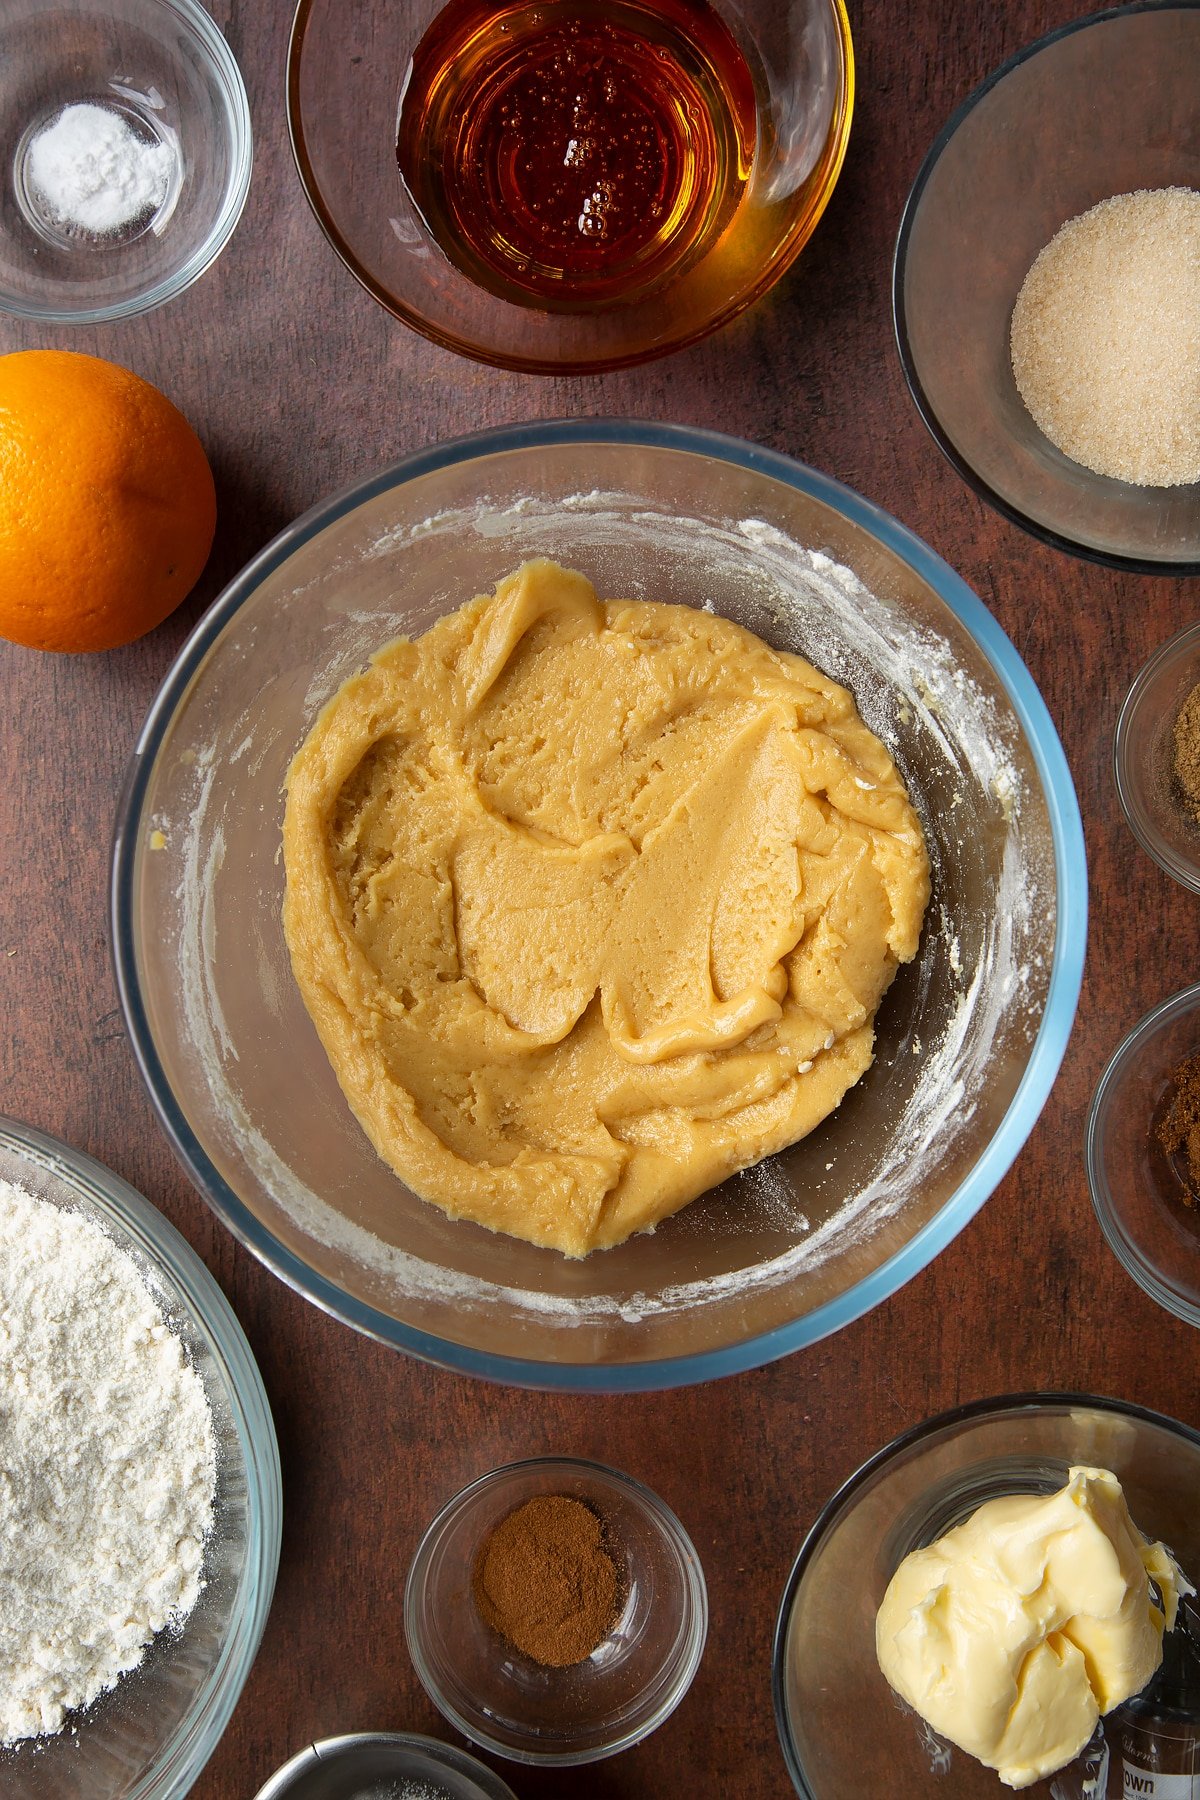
{"left": 2, "top": 1, "right": 1198, "bottom": 1795}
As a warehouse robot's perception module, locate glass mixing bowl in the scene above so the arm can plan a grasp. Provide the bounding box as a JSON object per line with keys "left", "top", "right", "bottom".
{"left": 0, "top": 1114, "right": 281, "bottom": 1800}
{"left": 111, "top": 420, "right": 1086, "bottom": 1389}
{"left": 0, "top": 0, "right": 252, "bottom": 323}
{"left": 894, "top": 4, "right": 1200, "bottom": 573}
{"left": 774, "top": 1393, "right": 1200, "bottom": 1799}
{"left": 286, "top": 0, "right": 853, "bottom": 372}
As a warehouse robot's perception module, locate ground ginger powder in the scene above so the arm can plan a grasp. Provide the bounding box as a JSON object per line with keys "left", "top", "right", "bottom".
{"left": 1158, "top": 1052, "right": 1200, "bottom": 1208}
{"left": 1011, "top": 187, "right": 1200, "bottom": 487}
{"left": 473, "top": 1495, "right": 620, "bottom": 1667}
{"left": 1172, "top": 681, "right": 1200, "bottom": 828}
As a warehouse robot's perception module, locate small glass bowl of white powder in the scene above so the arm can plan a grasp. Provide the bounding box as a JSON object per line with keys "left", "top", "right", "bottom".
{"left": 0, "top": 0, "right": 251, "bottom": 322}
{"left": 894, "top": 3, "right": 1200, "bottom": 574}
{"left": 17, "top": 97, "right": 182, "bottom": 247}
{"left": 0, "top": 1113, "right": 280, "bottom": 1800}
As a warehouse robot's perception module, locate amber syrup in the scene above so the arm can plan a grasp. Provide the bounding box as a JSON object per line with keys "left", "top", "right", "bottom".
{"left": 396, "top": 0, "right": 757, "bottom": 310}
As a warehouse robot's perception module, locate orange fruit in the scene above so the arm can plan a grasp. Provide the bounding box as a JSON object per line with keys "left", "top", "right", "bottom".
{"left": 0, "top": 349, "right": 217, "bottom": 653}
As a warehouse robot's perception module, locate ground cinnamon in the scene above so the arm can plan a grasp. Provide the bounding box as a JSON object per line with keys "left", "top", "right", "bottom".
{"left": 1171, "top": 681, "right": 1200, "bottom": 827}
{"left": 472, "top": 1494, "right": 620, "bottom": 1667}
{"left": 1157, "top": 1051, "right": 1200, "bottom": 1206}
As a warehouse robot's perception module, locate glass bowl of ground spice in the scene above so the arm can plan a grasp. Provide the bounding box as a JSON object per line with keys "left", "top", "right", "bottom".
{"left": 894, "top": 3, "right": 1200, "bottom": 574}
{"left": 1115, "top": 622, "right": 1200, "bottom": 895}
{"left": 404, "top": 1455, "right": 707, "bottom": 1764}
{"left": 0, "top": 0, "right": 251, "bottom": 323}
{"left": 1086, "top": 984, "right": 1200, "bottom": 1330}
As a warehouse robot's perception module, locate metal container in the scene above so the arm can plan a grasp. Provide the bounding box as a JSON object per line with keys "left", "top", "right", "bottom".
{"left": 252, "top": 1733, "right": 519, "bottom": 1800}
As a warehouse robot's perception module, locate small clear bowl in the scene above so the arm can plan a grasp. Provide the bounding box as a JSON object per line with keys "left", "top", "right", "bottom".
{"left": 404, "top": 1456, "right": 707, "bottom": 1765}
{"left": 894, "top": 3, "right": 1200, "bottom": 573}
{"left": 774, "top": 1393, "right": 1200, "bottom": 1798}
{"left": 1114, "top": 621, "right": 1200, "bottom": 894}
{"left": 252, "top": 1732, "right": 519, "bottom": 1800}
{"left": 1086, "top": 984, "right": 1200, "bottom": 1329}
{"left": 0, "top": 0, "right": 252, "bottom": 323}
{"left": 0, "top": 1113, "right": 281, "bottom": 1799}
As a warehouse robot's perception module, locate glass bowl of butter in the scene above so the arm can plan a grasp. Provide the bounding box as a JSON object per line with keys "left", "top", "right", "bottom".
{"left": 111, "top": 420, "right": 1085, "bottom": 1389}
{"left": 774, "top": 1392, "right": 1200, "bottom": 1798}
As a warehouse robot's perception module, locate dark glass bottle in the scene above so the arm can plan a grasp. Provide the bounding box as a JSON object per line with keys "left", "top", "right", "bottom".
{"left": 1108, "top": 1599, "right": 1200, "bottom": 1798}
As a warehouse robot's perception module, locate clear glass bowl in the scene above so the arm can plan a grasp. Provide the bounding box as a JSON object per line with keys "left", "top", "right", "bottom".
{"left": 253, "top": 1732, "right": 519, "bottom": 1800}
{"left": 0, "top": 1114, "right": 281, "bottom": 1800}
{"left": 110, "top": 420, "right": 1086, "bottom": 1389}
{"left": 0, "top": 0, "right": 252, "bottom": 323}
{"left": 1114, "top": 621, "right": 1200, "bottom": 894}
{"left": 774, "top": 1393, "right": 1200, "bottom": 1799}
{"left": 894, "top": 4, "right": 1200, "bottom": 574}
{"left": 404, "top": 1457, "right": 707, "bottom": 1764}
{"left": 286, "top": 0, "right": 853, "bottom": 372}
{"left": 1086, "top": 984, "right": 1200, "bottom": 1329}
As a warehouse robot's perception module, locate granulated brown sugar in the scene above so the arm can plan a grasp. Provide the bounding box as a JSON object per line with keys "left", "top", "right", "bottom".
{"left": 472, "top": 1493, "right": 621, "bottom": 1667}
{"left": 1172, "top": 681, "right": 1200, "bottom": 827}
{"left": 1010, "top": 188, "right": 1200, "bottom": 487}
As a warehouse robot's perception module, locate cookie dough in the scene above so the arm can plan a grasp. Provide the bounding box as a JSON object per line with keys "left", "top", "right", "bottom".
{"left": 282, "top": 560, "right": 930, "bottom": 1256}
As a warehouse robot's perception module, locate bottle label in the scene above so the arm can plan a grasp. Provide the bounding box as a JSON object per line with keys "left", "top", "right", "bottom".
{"left": 1122, "top": 1769, "right": 1197, "bottom": 1798}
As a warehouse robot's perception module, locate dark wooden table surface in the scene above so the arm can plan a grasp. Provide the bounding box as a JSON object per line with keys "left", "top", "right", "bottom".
{"left": 3, "top": 1, "right": 1199, "bottom": 1795}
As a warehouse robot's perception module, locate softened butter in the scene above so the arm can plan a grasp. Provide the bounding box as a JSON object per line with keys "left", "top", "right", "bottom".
{"left": 875, "top": 1466, "right": 1193, "bottom": 1789}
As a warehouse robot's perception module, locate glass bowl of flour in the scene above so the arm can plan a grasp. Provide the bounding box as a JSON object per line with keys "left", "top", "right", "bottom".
{"left": 0, "top": 1114, "right": 281, "bottom": 1798}
{"left": 112, "top": 420, "right": 1087, "bottom": 1390}
{"left": 0, "top": 0, "right": 251, "bottom": 322}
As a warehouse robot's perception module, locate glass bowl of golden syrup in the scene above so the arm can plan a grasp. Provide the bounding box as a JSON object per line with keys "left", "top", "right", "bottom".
{"left": 286, "top": 0, "right": 853, "bottom": 370}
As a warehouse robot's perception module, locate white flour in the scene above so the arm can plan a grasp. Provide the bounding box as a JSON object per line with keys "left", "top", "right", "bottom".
{"left": 0, "top": 1181, "right": 216, "bottom": 1743}
{"left": 352, "top": 1783, "right": 452, "bottom": 1799}
{"left": 26, "top": 101, "right": 174, "bottom": 236}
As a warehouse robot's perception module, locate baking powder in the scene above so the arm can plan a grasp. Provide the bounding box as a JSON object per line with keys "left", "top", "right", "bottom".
{"left": 27, "top": 100, "right": 174, "bottom": 235}
{"left": 0, "top": 1179, "right": 216, "bottom": 1743}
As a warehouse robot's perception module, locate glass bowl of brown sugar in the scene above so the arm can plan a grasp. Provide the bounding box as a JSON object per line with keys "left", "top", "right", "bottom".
{"left": 1115, "top": 621, "right": 1200, "bottom": 894}
{"left": 403, "top": 1455, "right": 708, "bottom": 1764}
{"left": 894, "top": 3, "right": 1200, "bottom": 573}
{"left": 1086, "top": 982, "right": 1200, "bottom": 1329}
